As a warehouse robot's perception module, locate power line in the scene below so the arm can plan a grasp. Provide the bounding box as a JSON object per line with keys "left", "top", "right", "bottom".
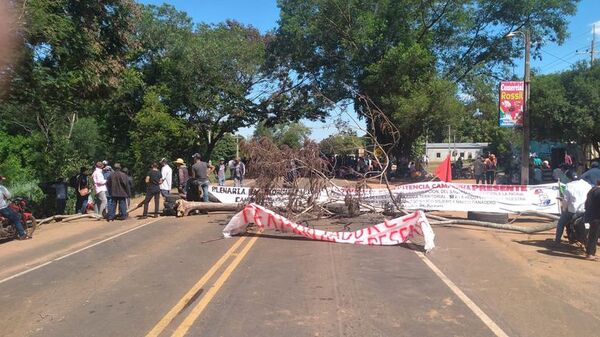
{"left": 540, "top": 49, "right": 577, "bottom": 67}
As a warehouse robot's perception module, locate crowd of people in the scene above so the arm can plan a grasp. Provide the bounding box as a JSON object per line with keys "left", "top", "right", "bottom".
{"left": 472, "top": 154, "right": 498, "bottom": 184}
{"left": 43, "top": 154, "right": 248, "bottom": 221}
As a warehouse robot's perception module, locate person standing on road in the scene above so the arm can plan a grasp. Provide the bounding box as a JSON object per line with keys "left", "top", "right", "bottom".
{"left": 0, "top": 176, "right": 30, "bottom": 240}
{"left": 160, "top": 158, "right": 173, "bottom": 198}
{"left": 50, "top": 178, "right": 68, "bottom": 215}
{"left": 232, "top": 158, "right": 245, "bottom": 187}
{"left": 102, "top": 160, "right": 114, "bottom": 215}
{"left": 485, "top": 154, "right": 497, "bottom": 185}
{"left": 555, "top": 177, "right": 591, "bottom": 245}
{"left": 584, "top": 179, "right": 600, "bottom": 260}
{"left": 173, "top": 158, "right": 189, "bottom": 193}
{"left": 75, "top": 167, "right": 91, "bottom": 214}
{"left": 140, "top": 162, "right": 163, "bottom": 219}
{"left": 474, "top": 156, "right": 485, "bottom": 184}
{"left": 106, "top": 163, "right": 131, "bottom": 221}
{"left": 191, "top": 154, "right": 214, "bottom": 202}
{"left": 122, "top": 167, "right": 134, "bottom": 207}
{"left": 217, "top": 159, "right": 226, "bottom": 186}
{"left": 92, "top": 161, "right": 108, "bottom": 217}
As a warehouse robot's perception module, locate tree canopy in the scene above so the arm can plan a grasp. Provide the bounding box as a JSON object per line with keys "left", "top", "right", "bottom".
{"left": 0, "top": 0, "right": 586, "bottom": 198}
{"left": 273, "top": 0, "right": 578, "bottom": 157}
{"left": 530, "top": 63, "right": 600, "bottom": 151}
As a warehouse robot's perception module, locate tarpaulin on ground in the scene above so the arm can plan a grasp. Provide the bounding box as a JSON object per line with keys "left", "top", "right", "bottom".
{"left": 209, "top": 183, "right": 560, "bottom": 214}
{"left": 223, "top": 203, "right": 435, "bottom": 251}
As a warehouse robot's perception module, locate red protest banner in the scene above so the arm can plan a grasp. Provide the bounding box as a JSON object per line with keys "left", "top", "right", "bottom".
{"left": 498, "top": 81, "right": 524, "bottom": 127}
{"left": 223, "top": 203, "right": 436, "bottom": 252}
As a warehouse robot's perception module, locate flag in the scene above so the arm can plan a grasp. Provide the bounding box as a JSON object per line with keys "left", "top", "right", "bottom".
{"left": 435, "top": 154, "right": 452, "bottom": 182}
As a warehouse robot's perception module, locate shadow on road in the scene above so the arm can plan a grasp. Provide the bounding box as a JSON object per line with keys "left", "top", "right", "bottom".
{"left": 241, "top": 232, "right": 427, "bottom": 252}
{"left": 513, "top": 238, "right": 587, "bottom": 259}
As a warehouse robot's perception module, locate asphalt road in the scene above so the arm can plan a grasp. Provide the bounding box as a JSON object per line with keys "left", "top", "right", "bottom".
{"left": 0, "top": 211, "right": 598, "bottom": 337}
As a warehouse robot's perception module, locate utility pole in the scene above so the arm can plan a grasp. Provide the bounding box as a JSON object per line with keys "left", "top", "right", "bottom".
{"left": 577, "top": 23, "right": 598, "bottom": 67}
{"left": 447, "top": 125, "right": 451, "bottom": 158}
{"left": 592, "top": 23, "right": 596, "bottom": 65}
{"left": 521, "top": 29, "right": 531, "bottom": 185}
{"left": 506, "top": 28, "right": 532, "bottom": 185}
{"left": 236, "top": 134, "right": 240, "bottom": 159}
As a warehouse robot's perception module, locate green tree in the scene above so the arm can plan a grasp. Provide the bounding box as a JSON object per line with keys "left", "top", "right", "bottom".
{"left": 0, "top": 0, "right": 139, "bottom": 180}
{"left": 253, "top": 121, "right": 310, "bottom": 149}
{"left": 530, "top": 63, "right": 600, "bottom": 151}
{"left": 273, "top": 0, "right": 577, "bottom": 158}
{"left": 319, "top": 131, "right": 364, "bottom": 156}
{"left": 211, "top": 134, "right": 239, "bottom": 163}
{"left": 129, "top": 87, "right": 193, "bottom": 180}
{"left": 135, "top": 5, "right": 330, "bottom": 158}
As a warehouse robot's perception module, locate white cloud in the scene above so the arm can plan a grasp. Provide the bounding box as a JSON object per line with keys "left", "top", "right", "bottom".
{"left": 593, "top": 21, "right": 600, "bottom": 36}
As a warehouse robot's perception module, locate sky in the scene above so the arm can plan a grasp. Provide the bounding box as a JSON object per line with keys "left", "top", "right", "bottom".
{"left": 139, "top": 0, "right": 600, "bottom": 140}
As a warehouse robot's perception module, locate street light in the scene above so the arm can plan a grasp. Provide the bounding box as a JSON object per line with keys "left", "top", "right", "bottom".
{"left": 506, "top": 29, "right": 531, "bottom": 185}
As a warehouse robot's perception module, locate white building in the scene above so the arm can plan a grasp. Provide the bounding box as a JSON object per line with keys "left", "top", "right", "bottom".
{"left": 426, "top": 143, "right": 489, "bottom": 161}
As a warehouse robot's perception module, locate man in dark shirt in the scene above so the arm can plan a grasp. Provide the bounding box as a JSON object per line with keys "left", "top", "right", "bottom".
{"left": 140, "top": 162, "right": 163, "bottom": 219}
{"left": 106, "top": 163, "right": 131, "bottom": 221}
{"left": 584, "top": 178, "right": 600, "bottom": 260}
{"left": 191, "top": 153, "right": 214, "bottom": 202}
{"left": 581, "top": 162, "right": 600, "bottom": 186}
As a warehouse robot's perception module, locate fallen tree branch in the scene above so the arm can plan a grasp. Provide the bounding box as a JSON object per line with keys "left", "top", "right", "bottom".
{"left": 429, "top": 219, "right": 557, "bottom": 234}
{"left": 176, "top": 200, "right": 241, "bottom": 217}
{"left": 38, "top": 213, "right": 103, "bottom": 226}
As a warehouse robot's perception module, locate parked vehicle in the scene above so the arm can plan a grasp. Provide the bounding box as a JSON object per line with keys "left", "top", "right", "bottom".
{"left": 0, "top": 197, "right": 37, "bottom": 240}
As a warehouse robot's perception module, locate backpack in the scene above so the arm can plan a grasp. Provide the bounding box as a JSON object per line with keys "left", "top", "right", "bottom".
{"left": 69, "top": 174, "right": 80, "bottom": 189}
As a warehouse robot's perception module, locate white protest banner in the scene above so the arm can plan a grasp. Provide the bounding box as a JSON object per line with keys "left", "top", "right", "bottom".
{"left": 346, "top": 182, "right": 560, "bottom": 214}
{"left": 223, "top": 203, "right": 435, "bottom": 251}
{"left": 210, "top": 183, "right": 560, "bottom": 214}
{"left": 209, "top": 185, "right": 312, "bottom": 206}
{"left": 209, "top": 186, "right": 251, "bottom": 204}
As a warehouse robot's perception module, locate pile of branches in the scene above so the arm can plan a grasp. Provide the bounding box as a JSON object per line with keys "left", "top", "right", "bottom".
{"left": 243, "top": 138, "right": 331, "bottom": 215}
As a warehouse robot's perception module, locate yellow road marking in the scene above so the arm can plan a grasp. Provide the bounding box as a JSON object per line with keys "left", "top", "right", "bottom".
{"left": 171, "top": 235, "right": 260, "bottom": 337}
{"left": 145, "top": 236, "right": 247, "bottom": 337}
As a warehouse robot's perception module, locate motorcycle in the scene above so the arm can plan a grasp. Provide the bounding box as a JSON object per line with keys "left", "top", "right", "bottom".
{"left": 0, "top": 197, "right": 37, "bottom": 240}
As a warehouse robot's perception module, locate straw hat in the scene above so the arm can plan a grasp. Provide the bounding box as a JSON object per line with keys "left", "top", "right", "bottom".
{"left": 174, "top": 158, "right": 185, "bottom": 165}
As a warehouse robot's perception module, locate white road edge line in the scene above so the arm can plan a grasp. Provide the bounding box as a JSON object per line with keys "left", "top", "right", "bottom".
{"left": 414, "top": 251, "right": 510, "bottom": 337}
{"left": 0, "top": 218, "right": 161, "bottom": 285}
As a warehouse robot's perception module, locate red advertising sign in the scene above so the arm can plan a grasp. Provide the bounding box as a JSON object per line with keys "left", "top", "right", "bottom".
{"left": 498, "top": 81, "right": 524, "bottom": 127}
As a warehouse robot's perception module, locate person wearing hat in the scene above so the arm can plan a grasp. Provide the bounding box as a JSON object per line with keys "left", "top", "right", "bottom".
{"left": 160, "top": 158, "right": 173, "bottom": 197}
{"left": 217, "top": 159, "right": 226, "bottom": 186}
{"left": 173, "top": 158, "right": 189, "bottom": 194}
{"left": 106, "top": 163, "right": 131, "bottom": 221}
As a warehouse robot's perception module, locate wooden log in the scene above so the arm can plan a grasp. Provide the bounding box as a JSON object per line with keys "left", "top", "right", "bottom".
{"left": 175, "top": 200, "right": 241, "bottom": 217}
{"left": 38, "top": 213, "right": 103, "bottom": 226}
{"left": 429, "top": 219, "right": 557, "bottom": 234}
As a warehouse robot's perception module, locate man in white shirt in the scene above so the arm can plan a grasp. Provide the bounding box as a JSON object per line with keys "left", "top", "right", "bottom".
{"left": 160, "top": 158, "right": 173, "bottom": 197}
{"left": 92, "top": 161, "right": 108, "bottom": 217}
{"left": 555, "top": 178, "right": 592, "bottom": 244}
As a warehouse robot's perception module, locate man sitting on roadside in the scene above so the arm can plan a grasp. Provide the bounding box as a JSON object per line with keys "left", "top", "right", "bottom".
{"left": 0, "top": 176, "right": 30, "bottom": 240}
